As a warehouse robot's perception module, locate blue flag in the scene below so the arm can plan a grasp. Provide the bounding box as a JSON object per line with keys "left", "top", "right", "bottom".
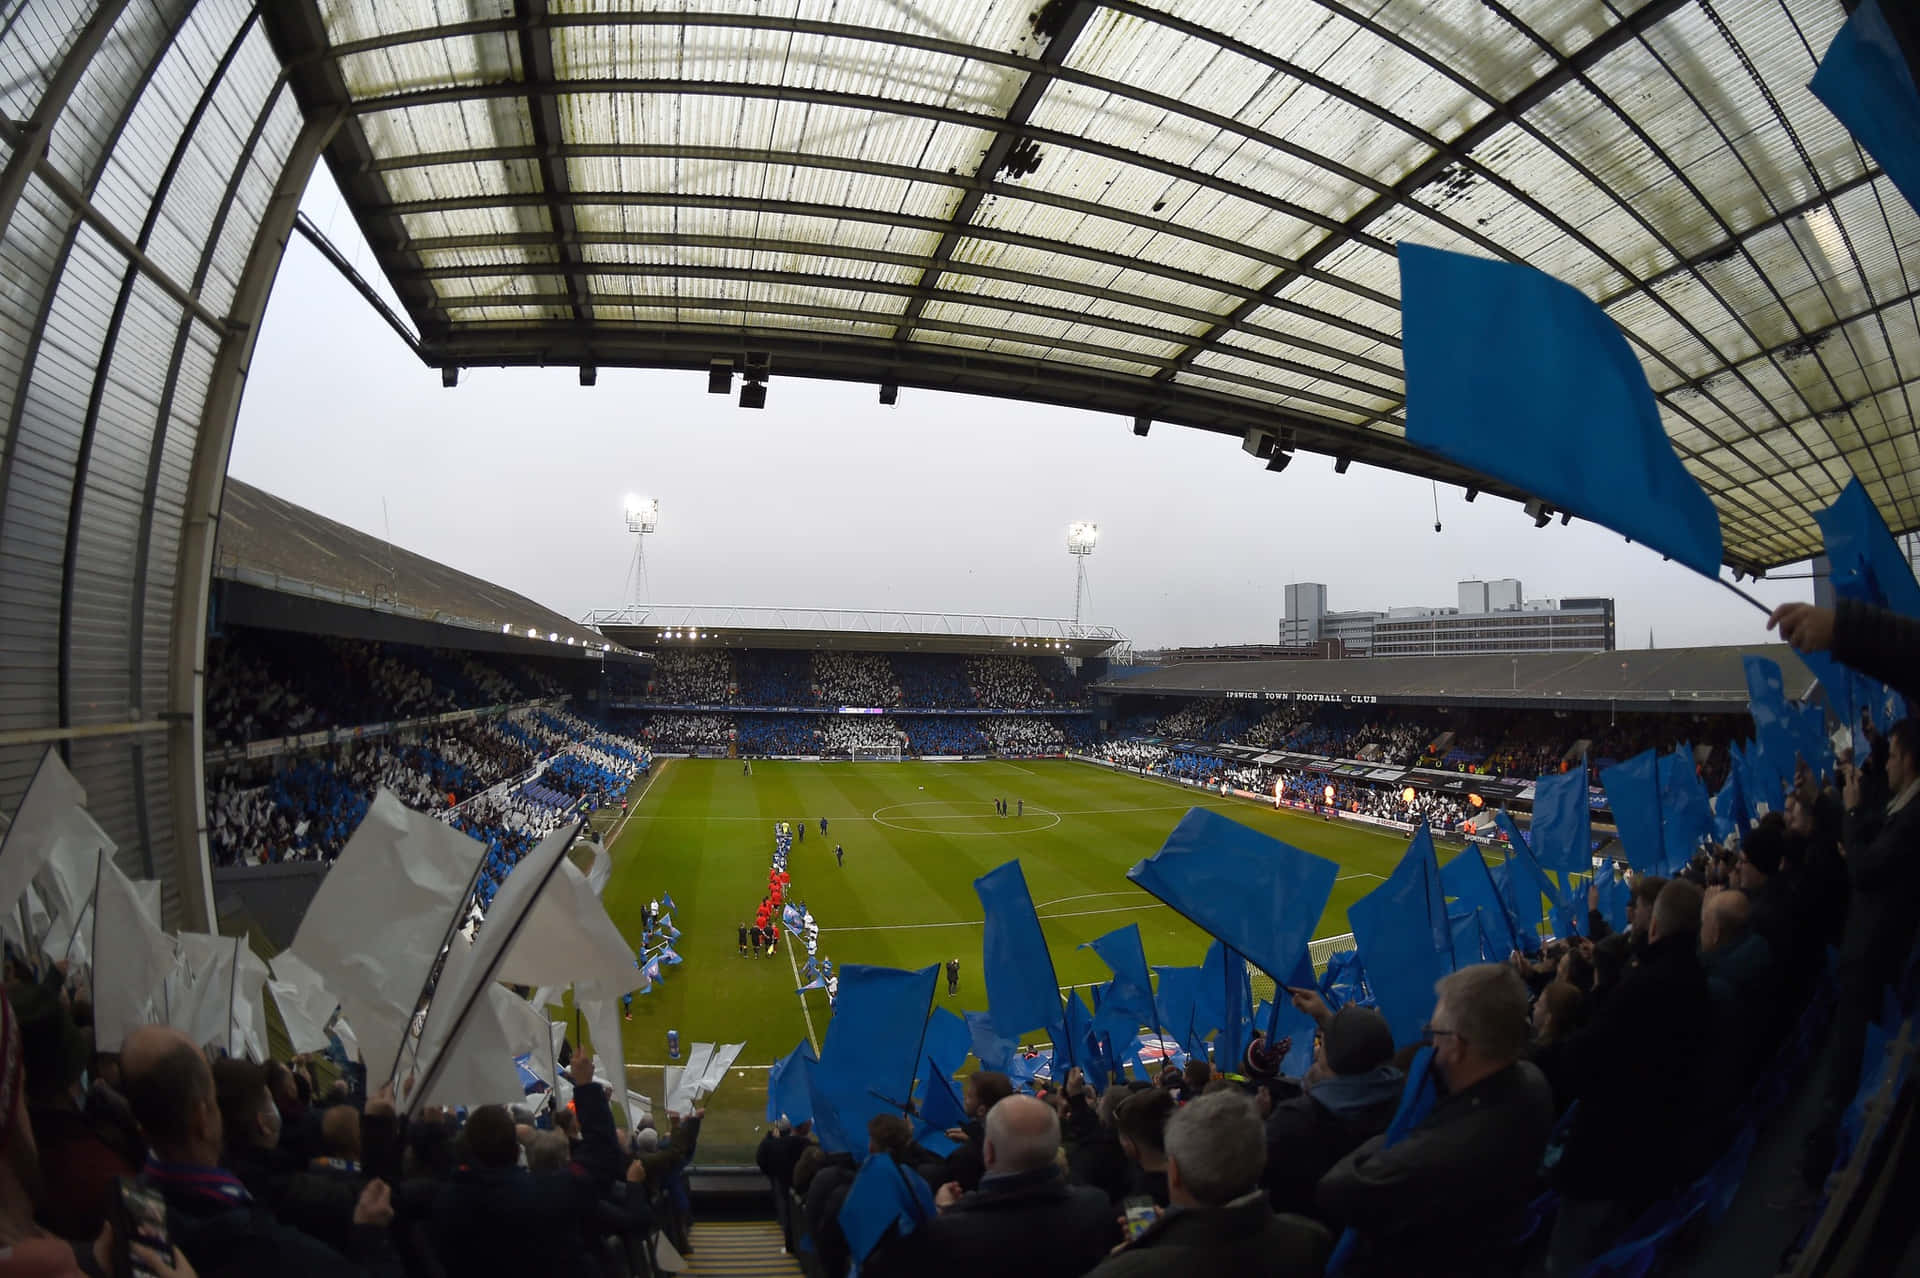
{"left": 1440, "top": 846, "right": 1523, "bottom": 957}
{"left": 1790, "top": 703, "right": 1833, "bottom": 783}
{"left": 1128, "top": 808, "right": 1339, "bottom": 986}
{"left": 659, "top": 891, "right": 675, "bottom": 912}
{"left": 974, "top": 861, "right": 1065, "bottom": 1040}
{"left": 1593, "top": 858, "right": 1630, "bottom": 935}
{"left": 1347, "top": 823, "right": 1452, "bottom": 1048}
{"left": 767, "top": 1040, "right": 817, "bottom": 1125}
{"left": 1197, "top": 940, "right": 1254, "bottom": 1072}
{"left": 963, "top": 1010, "right": 1017, "bottom": 1075}
{"left": 1711, "top": 767, "right": 1748, "bottom": 844}
{"left": 1743, "top": 657, "right": 1798, "bottom": 807}
{"left": 1082, "top": 924, "right": 1158, "bottom": 1035}
{"left": 640, "top": 956, "right": 664, "bottom": 985}
{"left": 1600, "top": 749, "right": 1665, "bottom": 872}
{"left": 1318, "top": 949, "right": 1372, "bottom": 1013}
{"left": 1495, "top": 811, "right": 1564, "bottom": 923}
{"left": 794, "top": 976, "right": 825, "bottom": 993}
{"left": 811, "top": 963, "right": 938, "bottom": 1153}
{"left": 917, "top": 1056, "right": 968, "bottom": 1132}
{"left": 1326, "top": 1044, "right": 1440, "bottom": 1274}
{"left": 839, "top": 1152, "right": 937, "bottom": 1265}
{"left": 1528, "top": 769, "right": 1592, "bottom": 874}
{"left": 915, "top": 1007, "right": 970, "bottom": 1105}
{"left": 1811, "top": 2, "right": 1920, "bottom": 222}
{"left": 1658, "top": 749, "right": 1714, "bottom": 871}
{"left": 1151, "top": 964, "right": 1206, "bottom": 1056}
{"left": 1055, "top": 989, "right": 1095, "bottom": 1079}
{"left": 1447, "top": 907, "right": 1490, "bottom": 969}
{"left": 1398, "top": 242, "right": 1722, "bottom": 577}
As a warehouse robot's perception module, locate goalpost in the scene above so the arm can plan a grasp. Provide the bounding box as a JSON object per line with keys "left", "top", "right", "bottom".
{"left": 850, "top": 745, "right": 903, "bottom": 762}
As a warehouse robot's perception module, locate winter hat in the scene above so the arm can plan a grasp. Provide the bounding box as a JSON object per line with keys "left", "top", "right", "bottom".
{"left": 1323, "top": 1005, "right": 1395, "bottom": 1076}
{"left": 1242, "top": 1033, "right": 1281, "bottom": 1080}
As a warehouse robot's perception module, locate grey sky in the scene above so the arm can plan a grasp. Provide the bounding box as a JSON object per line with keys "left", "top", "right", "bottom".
{"left": 228, "top": 174, "right": 1807, "bottom": 652}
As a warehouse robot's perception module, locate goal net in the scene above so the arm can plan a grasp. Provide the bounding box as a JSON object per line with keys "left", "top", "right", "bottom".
{"left": 1246, "top": 932, "right": 1355, "bottom": 1007}
{"left": 850, "top": 745, "right": 903, "bottom": 762}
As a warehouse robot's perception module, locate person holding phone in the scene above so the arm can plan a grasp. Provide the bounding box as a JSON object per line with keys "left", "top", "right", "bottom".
{"left": 1084, "top": 1092, "right": 1329, "bottom": 1276}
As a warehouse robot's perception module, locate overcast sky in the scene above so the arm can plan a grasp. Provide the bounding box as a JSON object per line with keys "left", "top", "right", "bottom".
{"left": 227, "top": 173, "right": 1810, "bottom": 652}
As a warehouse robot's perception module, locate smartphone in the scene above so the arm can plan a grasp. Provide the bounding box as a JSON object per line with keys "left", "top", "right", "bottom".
{"left": 1121, "top": 1195, "right": 1158, "bottom": 1241}
{"left": 110, "top": 1178, "right": 173, "bottom": 1278}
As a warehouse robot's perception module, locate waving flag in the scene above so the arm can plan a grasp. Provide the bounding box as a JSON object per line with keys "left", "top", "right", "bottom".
{"left": 1151, "top": 964, "right": 1206, "bottom": 1057}
{"left": 1128, "top": 808, "right": 1338, "bottom": 987}
{"left": 1399, "top": 242, "right": 1722, "bottom": 576}
{"left": 1440, "top": 847, "right": 1522, "bottom": 957}
{"left": 1528, "top": 769, "right": 1592, "bottom": 875}
{"left": 1658, "top": 749, "right": 1714, "bottom": 871}
{"left": 795, "top": 975, "right": 826, "bottom": 993}
{"left": 1811, "top": 3, "right": 1920, "bottom": 226}
{"left": 1600, "top": 750, "right": 1666, "bottom": 873}
{"left": 766, "top": 1041, "right": 817, "bottom": 1124}
{"left": 810, "top": 964, "right": 938, "bottom": 1153}
{"left": 1743, "top": 657, "right": 1799, "bottom": 805}
{"left": 1712, "top": 768, "right": 1748, "bottom": 844}
{"left": 916, "top": 1008, "right": 970, "bottom": 1104}
{"left": 964, "top": 1009, "right": 1017, "bottom": 1075}
{"left": 1082, "top": 924, "right": 1157, "bottom": 1032}
{"left": 1347, "top": 822, "right": 1452, "bottom": 1048}
{"left": 1197, "top": 941, "right": 1254, "bottom": 1072}
{"left": 660, "top": 892, "right": 676, "bottom": 912}
{"left": 974, "top": 861, "right": 1065, "bottom": 1040}
{"left": 640, "top": 956, "right": 664, "bottom": 985}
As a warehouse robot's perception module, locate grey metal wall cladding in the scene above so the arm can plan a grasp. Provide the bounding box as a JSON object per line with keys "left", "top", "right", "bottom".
{"left": 0, "top": 0, "right": 318, "bottom": 929}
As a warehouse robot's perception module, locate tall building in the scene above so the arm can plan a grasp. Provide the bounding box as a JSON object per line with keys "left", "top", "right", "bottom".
{"left": 1280, "top": 580, "right": 1615, "bottom": 656}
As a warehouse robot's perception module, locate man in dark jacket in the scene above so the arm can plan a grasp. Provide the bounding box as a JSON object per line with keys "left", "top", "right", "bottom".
{"left": 121, "top": 1025, "right": 400, "bottom": 1278}
{"left": 756, "top": 1118, "right": 812, "bottom": 1249}
{"left": 431, "top": 1104, "right": 596, "bottom": 1274}
{"left": 869, "top": 1094, "right": 1118, "bottom": 1278}
{"left": 1264, "top": 1004, "right": 1403, "bottom": 1219}
{"left": 1317, "top": 964, "right": 1553, "bottom": 1277}
{"left": 1700, "top": 888, "right": 1778, "bottom": 1086}
{"left": 1089, "top": 1091, "right": 1328, "bottom": 1277}
{"left": 1547, "top": 880, "right": 1717, "bottom": 1274}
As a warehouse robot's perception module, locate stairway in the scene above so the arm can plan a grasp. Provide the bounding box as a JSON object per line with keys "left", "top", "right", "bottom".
{"left": 682, "top": 1220, "right": 802, "bottom": 1277}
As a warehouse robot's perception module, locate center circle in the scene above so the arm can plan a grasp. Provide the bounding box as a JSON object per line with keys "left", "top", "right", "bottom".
{"left": 870, "top": 800, "right": 1063, "bottom": 836}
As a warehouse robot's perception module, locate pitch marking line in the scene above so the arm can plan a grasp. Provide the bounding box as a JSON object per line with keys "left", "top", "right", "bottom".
{"left": 614, "top": 800, "right": 1242, "bottom": 824}
{"left": 784, "top": 914, "right": 822, "bottom": 1057}
{"left": 824, "top": 901, "right": 1171, "bottom": 933}
{"left": 871, "top": 801, "right": 1063, "bottom": 837}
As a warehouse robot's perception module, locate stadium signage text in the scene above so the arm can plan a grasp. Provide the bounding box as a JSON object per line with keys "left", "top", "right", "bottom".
{"left": 1222, "top": 691, "right": 1378, "bottom": 705}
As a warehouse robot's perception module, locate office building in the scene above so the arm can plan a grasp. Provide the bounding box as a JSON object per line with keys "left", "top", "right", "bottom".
{"left": 1280, "top": 580, "right": 1615, "bottom": 656}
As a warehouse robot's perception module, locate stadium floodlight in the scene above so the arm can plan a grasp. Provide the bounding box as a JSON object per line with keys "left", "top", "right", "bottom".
{"left": 502, "top": 623, "right": 512, "bottom": 634}
{"left": 623, "top": 496, "right": 659, "bottom": 607}
{"left": 548, "top": 632, "right": 558, "bottom": 642}
{"left": 1067, "top": 521, "right": 1099, "bottom": 638}
{"left": 624, "top": 495, "right": 658, "bottom": 534}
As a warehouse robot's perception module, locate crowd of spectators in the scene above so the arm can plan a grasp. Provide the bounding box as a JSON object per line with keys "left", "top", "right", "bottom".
{"left": 812, "top": 652, "right": 902, "bottom": 707}
{"left": 203, "top": 628, "right": 569, "bottom": 751}
{"left": 649, "top": 649, "right": 734, "bottom": 702}
{"left": 964, "top": 656, "right": 1052, "bottom": 708}
{"left": 734, "top": 650, "right": 811, "bottom": 705}
{"left": 735, "top": 715, "right": 819, "bottom": 755}
{"left": 981, "top": 716, "right": 1066, "bottom": 754}
{"left": 0, "top": 991, "right": 709, "bottom": 1278}
{"left": 816, "top": 716, "right": 902, "bottom": 755}
{"left": 895, "top": 656, "right": 973, "bottom": 708}
{"left": 902, "top": 717, "right": 987, "bottom": 755}
{"left": 632, "top": 713, "right": 732, "bottom": 751}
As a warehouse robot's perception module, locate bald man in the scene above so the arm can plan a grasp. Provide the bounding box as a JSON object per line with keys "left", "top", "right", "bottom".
{"left": 1701, "top": 888, "right": 1779, "bottom": 1087}
{"left": 866, "top": 1094, "right": 1116, "bottom": 1278}
{"left": 120, "top": 1026, "right": 399, "bottom": 1278}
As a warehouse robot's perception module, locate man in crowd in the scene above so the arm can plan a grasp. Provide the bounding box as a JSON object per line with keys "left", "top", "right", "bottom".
{"left": 120, "top": 1024, "right": 401, "bottom": 1278}
{"left": 1547, "top": 880, "right": 1716, "bottom": 1273}
{"left": 941, "top": 1071, "right": 1014, "bottom": 1192}
{"left": 1317, "top": 964, "right": 1554, "bottom": 1275}
{"left": 869, "top": 1094, "right": 1116, "bottom": 1277}
{"left": 1263, "top": 1001, "right": 1403, "bottom": 1220}
{"left": 1089, "top": 1091, "right": 1329, "bottom": 1276}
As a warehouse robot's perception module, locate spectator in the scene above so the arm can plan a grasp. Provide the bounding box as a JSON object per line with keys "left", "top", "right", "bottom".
{"left": 1699, "top": 888, "right": 1776, "bottom": 1087}
{"left": 212, "top": 1058, "right": 289, "bottom": 1208}
{"left": 1546, "top": 880, "right": 1716, "bottom": 1273}
{"left": 120, "top": 1025, "right": 398, "bottom": 1278}
{"left": 1316, "top": 964, "right": 1554, "bottom": 1276}
{"left": 1087, "top": 1091, "right": 1329, "bottom": 1277}
{"left": 942, "top": 1071, "right": 1014, "bottom": 1192}
{"left": 1112, "top": 1087, "right": 1175, "bottom": 1207}
{"left": 1262, "top": 1002, "right": 1402, "bottom": 1219}
{"left": 1066, "top": 1084, "right": 1137, "bottom": 1206}
{"left": 1527, "top": 980, "right": 1588, "bottom": 1117}
{"left": 430, "top": 1103, "right": 594, "bottom": 1274}
{"left": 869, "top": 1095, "right": 1116, "bottom": 1278}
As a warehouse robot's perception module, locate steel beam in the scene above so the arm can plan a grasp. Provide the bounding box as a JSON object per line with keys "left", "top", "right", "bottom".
{"left": 167, "top": 110, "right": 341, "bottom": 932}
{"left": 0, "top": 0, "right": 132, "bottom": 239}
{"left": 514, "top": 0, "right": 593, "bottom": 339}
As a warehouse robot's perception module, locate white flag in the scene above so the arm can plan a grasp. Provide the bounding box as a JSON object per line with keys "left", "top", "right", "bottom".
{"left": 578, "top": 993, "right": 630, "bottom": 1129}
{"left": 666, "top": 1044, "right": 713, "bottom": 1115}
{"left": 698, "top": 1042, "right": 746, "bottom": 1096}
{"left": 288, "top": 790, "right": 485, "bottom": 1087}
{"left": 494, "top": 857, "right": 642, "bottom": 996}
{"left": 0, "top": 750, "right": 90, "bottom": 932}
{"left": 267, "top": 952, "right": 337, "bottom": 1055}
{"left": 169, "top": 933, "right": 237, "bottom": 1053}
{"left": 91, "top": 853, "right": 176, "bottom": 1051}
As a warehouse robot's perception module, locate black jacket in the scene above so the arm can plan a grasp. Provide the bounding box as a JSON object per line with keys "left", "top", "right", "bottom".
{"left": 1066, "top": 1125, "right": 1132, "bottom": 1205}
{"left": 148, "top": 1170, "right": 399, "bottom": 1278}
{"left": 1840, "top": 781, "right": 1920, "bottom": 993}
{"left": 1832, "top": 599, "right": 1920, "bottom": 709}
{"left": 1317, "top": 1060, "right": 1554, "bottom": 1276}
{"left": 1551, "top": 933, "right": 1718, "bottom": 1200}
{"left": 868, "top": 1164, "right": 1119, "bottom": 1278}
{"left": 277, "top": 1161, "right": 367, "bottom": 1259}
{"left": 1262, "top": 1067, "right": 1403, "bottom": 1219}
{"left": 430, "top": 1164, "right": 595, "bottom": 1276}
{"left": 1086, "top": 1191, "right": 1330, "bottom": 1278}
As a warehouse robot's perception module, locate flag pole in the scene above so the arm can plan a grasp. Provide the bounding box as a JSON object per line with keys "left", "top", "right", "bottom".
{"left": 1716, "top": 576, "right": 1772, "bottom": 616}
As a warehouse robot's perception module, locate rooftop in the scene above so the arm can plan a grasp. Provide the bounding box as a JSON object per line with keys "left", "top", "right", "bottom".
{"left": 586, "top": 604, "right": 1124, "bottom": 656}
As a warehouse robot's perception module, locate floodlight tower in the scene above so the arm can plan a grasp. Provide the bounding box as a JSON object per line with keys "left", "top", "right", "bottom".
{"left": 623, "top": 495, "right": 659, "bottom": 608}
{"left": 1067, "top": 521, "right": 1098, "bottom": 635}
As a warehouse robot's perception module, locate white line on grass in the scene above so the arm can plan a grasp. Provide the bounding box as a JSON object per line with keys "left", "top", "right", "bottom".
{"left": 1336, "top": 872, "right": 1385, "bottom": 882}
{"left": 604, "top": 760, "right": 666, "bottom": 849}
{"left": 784, "top": 924, "right": 821, "bottom": 1057}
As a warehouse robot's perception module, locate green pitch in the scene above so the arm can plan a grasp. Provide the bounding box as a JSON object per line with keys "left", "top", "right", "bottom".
{"left": 587, "top": 757, "right": 1441, "bottom": 1161}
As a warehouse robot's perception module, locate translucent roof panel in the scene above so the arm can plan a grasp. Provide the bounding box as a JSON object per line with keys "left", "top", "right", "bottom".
{"left": 289, "top": 0, "right": 1920, "bottom": 568}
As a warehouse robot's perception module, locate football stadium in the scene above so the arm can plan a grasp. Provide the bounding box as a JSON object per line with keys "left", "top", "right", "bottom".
{"left": 3, "top": 4, "right": 1920, "bottom": 1278}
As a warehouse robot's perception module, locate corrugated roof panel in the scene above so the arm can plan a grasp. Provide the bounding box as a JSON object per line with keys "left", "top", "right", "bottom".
{"left": 1172, "top": 368, "right": 1375, "bottom": 424}
{"left": 934, "top": 267, "right": 1206, "bottom": 341}
{"left": 1192, "top": 348, "right": 1399, "bottom": 414}
{"left": 417, "top": 245, "right": 560, "bottom": 273}
{"left": 1256, "top": 276, "right": 1398, "bottom": 343}
{"left": 433, "top": 272, "right": 562, "bottom": 301}
{"left": 400, "top": 205, "right": 553, "bottom": 243}
{"left": 336, "top": 30, "right": 515, "bottom": 98}
{"left": 360, "top": 98, "right": 534, "bottom": 163}
{"left": 379, "top": 156, "right": 525, "bottom": 206}
{"left": 1224, "top": 331, "right": 1402, "bottom": 385}
{"left": 948, "top": 236, "right": 1235, "bottom": 317}
{"left": 316, "top": 0, "right": 451, "bottom": 45}
{"left": 745, "top": 282, "right": 905, "bottom": 318}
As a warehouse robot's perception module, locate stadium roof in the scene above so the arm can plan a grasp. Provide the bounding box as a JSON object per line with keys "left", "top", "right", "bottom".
{"left": 1097, "top": 642, "right": 1817, "bottom": 713}
{"left": 587, "top": 603, "right": 1123, "bottom": 656}
{"left": 265, "top": 0, "right": 1920, "bottom": 573}
{"left": 217, "top": 479, "right": 632, "bottom": 655}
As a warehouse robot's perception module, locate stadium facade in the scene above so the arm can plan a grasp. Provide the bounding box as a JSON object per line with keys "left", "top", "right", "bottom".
{"left": 1280, "top": 580, "right": 1616, "bottom": 656}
